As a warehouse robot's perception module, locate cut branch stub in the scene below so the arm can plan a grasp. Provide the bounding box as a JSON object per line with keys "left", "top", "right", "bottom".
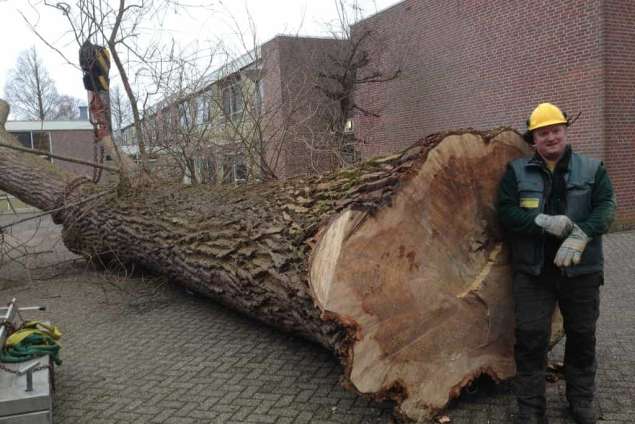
{"left": 310, "top": 131, "right": 536, "bottom": 420}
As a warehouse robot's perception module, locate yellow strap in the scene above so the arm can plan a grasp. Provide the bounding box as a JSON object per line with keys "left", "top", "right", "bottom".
{"left": 5, "top": 320, "right": 62, "bottom": 347}
{"left": 96, "top": 49, "right": 110, "bottom": 74}
{"left": 97, "top": 76, "right": 109, "bottom": 90}
{"left": 22, "top": 320, "right": 62, "bottom": 340}
{"left": 6, "top": 329, "right": 40, "bottom": 347}
{"left": 95, "top": 48, "right": 110, "bottom": 90}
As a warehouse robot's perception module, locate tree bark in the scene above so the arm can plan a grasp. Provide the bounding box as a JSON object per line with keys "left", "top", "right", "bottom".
{"left": 0, "top": 99, "right": 557, "bottom": 421}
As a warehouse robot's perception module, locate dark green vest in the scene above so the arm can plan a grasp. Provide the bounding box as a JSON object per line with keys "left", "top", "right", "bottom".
{"left": 509, "top": 152, "right": 603, "bottom": 276}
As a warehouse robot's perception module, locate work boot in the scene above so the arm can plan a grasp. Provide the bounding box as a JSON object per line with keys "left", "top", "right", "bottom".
{"left": 569, "top": 400, "right": 597, "bottom": 424}
{"left": 513, "top": 413, "right": 549, "bottom": 424}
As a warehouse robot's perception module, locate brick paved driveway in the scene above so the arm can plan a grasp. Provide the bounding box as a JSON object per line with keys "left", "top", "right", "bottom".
{"left": 1, "top": 216, "right": 633, "bottom": 423}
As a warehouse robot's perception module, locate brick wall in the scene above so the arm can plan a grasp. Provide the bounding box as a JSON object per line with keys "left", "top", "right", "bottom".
{"left": 604, "top": 1, "right": 635, "bottom": 224}
{"left": 262, "top": 36, "right": 348, "bottom": 179}
{"left": 351, "top": 0, "right": 633, "bottom": 224}
{"left": 1, "top": 128, "right": 94, "bottom": 212}
{"left": 261, "top": 37, "right": 286, "bottom": 178}
{"left": 51, "top": 129, "right": 95, "bottom": 177}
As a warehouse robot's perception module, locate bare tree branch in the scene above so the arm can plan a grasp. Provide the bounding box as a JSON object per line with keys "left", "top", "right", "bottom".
{"left": 3, "top": 47, "right": 64, "bottom": 120}
{"left": 0, "top": 141, "right": 120, "bottom": 173}
{"left": 19, "top": 10, "right": 81, "bottom": 71}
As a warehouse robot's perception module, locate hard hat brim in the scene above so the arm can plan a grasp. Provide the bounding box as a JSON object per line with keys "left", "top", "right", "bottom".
{"left": 528, "top": 118, "right": 567, "bottom": 131}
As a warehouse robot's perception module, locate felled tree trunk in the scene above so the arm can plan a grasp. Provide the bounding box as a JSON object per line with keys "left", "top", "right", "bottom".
{"left": 0, "top": 99, "right": 557, "bottom": 421}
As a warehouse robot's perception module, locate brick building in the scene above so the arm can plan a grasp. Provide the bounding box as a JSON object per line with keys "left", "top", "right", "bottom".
{"left": 351, "top": 0, "right": 635, "bottom": 226}
{"left": 1, "top": 120, "right": 93, "bottom": 212}
{"left": 260, "top": 36, "right": 351, "bottom": 179}
{"left": 118, "top": 35, "right": 348, "bottom": 184}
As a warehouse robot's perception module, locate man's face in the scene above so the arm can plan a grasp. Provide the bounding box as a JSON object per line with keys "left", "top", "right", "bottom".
{"left": 533, "top": 124, "right": 567, "bottom": 161}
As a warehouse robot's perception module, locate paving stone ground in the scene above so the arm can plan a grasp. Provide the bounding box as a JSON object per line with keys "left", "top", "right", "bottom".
{"left": 1, "top": 215, "right": 633, "bottom": 423}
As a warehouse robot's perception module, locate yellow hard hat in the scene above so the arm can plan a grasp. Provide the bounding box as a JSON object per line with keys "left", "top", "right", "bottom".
{"left": 527, "top": 102, "right": 568, "bottom": 131}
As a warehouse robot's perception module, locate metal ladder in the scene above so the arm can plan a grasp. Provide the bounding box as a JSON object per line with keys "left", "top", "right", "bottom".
{"left": 0, "top": 298, "right": 54, "bottom": 424}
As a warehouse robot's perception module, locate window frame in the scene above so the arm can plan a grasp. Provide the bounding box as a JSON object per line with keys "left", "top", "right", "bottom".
{"left": 178, "top": 102, "right": 192, "bottom": 128}
{"left": 195, "top": 95, "right": 210, "bottom": 126}
{"left": 220, "top": 80, "right": 245, "bottom": 123}
{"left": 221, "top": 153, "right": 247, "bottom": 184}
{"left": 254, "top": 79, "right": 264, "bottom": 115}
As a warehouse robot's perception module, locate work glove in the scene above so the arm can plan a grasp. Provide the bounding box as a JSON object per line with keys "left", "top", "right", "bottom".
{"left": 554, "top": 224, "right": 590, "bottom": 268}
{"left": 534, "top": 213, "right": 574, "bottom": 238}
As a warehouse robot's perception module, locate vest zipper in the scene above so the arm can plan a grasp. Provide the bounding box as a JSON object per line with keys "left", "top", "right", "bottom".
{"left": 541, "top": 168, "right": 552, "bottom": 273}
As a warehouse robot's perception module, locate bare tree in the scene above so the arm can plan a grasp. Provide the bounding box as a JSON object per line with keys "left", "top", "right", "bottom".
{"left": 41, "top": 0, "right": 151, "bottom": 171}
{"left": 3, "top": 47, "right": 60, "bottom": 120}
{"left": 207, "top": 1, "right": 404, "bottom": 178}
{"left": 313, "top": 0, "right": 402, "bottom": 168}
{"left": 133, "top": 26, "right": 293, "bottom": 184}
{"left": 151, "top": 100, "right": 216, "bottom": 185}
{"left": 98, "top": 37, "right": 239, "bottom": 185}
{"left": 201, "top": 10, "right": 350, "bottom": 181}
{"left": 110, "top": 86, "right": 129, "bottom": 130}
{"left": 212, "top": 49, "right": 286, "bottom": 182}
{"left": 110, "top": 85, "right": 131, "bottom": 146}
{"left": 32, "top": 0, "right": 220, "bottom": 177}
{"left": 15, "top": 1, "right": 210, "bottom": 178}
{"left": 22, "top": 1, "right": 398, "bottom": 184}
{"left": 51, "top": 94, "right": 84, "bottom": 120}
{"left": 131, "top": 43, "right": 318, "bottom": 184}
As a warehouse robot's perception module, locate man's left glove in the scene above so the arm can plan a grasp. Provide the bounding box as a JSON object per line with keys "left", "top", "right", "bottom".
{"left": 554, "top": 224, "right": 590, "bottom": 267}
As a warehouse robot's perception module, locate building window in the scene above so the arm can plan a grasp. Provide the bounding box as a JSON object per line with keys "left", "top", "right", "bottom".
{"left": 120, "top": 127, "right": 136, "bottom": 146}
{"left": 344, "top": 118, "right": 354, "bottom": 133}
{"left": 221, "top": 82, "right": 244, "bottom": 123}
{"left": 178, "top": 102, "right": 192, "bottom": 128}
{"left": 254, "top": 80, "right": 264, "bottom": 114}
{"left": 13, "top": 132, "right": 32, "bottom": 148}
{"left": 231, "top": 84, "right": 243, "bottom": 115}
{"left": 222, "top": 153, "right": 247, "bottom": 184}
{"left": 195, "top": 95, "right": 209, "bottom": 125}
{"left": 222, "top": 87, "right": 232, "bottom": 118}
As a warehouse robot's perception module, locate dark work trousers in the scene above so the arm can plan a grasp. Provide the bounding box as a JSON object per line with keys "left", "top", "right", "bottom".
{"left": 512, "top": 270, "right": 602, "bottom": 415}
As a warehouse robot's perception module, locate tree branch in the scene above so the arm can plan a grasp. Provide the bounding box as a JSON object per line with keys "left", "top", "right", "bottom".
{"left": 18, "top": 11, "right": 80, "bottom": 71}
{"left": 0, "top": 142, "right": 120, "bottom": 173}
{"left": 352, "top": 103, "right": 380, "bottom": 118}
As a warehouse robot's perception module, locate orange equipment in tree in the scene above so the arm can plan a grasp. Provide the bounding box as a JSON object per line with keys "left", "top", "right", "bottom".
{"left": 79, "top": 41, "right": 112, "bottom": 140}
{"left": 79, "top": 41, "right": 110, "bottom": 92}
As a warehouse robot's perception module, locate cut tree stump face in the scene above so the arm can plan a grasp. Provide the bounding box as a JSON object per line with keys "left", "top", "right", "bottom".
{"left": 310, "top": 131, "right": 543, "bottom": 420}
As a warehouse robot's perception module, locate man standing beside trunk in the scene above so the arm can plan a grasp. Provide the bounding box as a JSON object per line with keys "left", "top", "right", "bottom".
{"left": 497, "top": 102, "right": 616, "bottom": 424}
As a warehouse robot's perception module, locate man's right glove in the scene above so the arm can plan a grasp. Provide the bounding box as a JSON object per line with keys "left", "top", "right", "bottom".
{"left": 554, "top": 224, "right": 590, "bottom": 268}
{"left": 534, "top": 213, "right": 574, "bottom": 238}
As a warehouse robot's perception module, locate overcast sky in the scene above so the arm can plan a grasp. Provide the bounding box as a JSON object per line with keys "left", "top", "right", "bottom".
{"left": 0, "top": 0, "right": 402, "bottom": 108}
